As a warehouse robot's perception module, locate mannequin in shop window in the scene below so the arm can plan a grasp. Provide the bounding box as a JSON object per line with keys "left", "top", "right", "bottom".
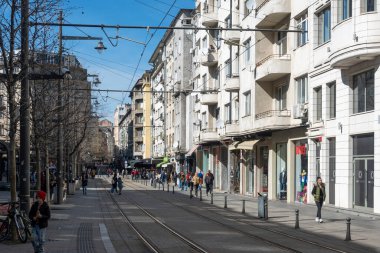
{"left": 300, "top": 169, "right": 308, "bottom": 203}
{"left": 279, "top": 167, "right": 287, "bottom": 191}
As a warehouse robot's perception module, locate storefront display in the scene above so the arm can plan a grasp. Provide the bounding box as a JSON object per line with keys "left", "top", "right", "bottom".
{"left": 244, "top": 150, "right": 254, "bottom": 194}
{"left": 276, "top": 143, "right": 287, "bottom": 200}
{"left": 295, "top": 140, "right": 308, "bottom": 203}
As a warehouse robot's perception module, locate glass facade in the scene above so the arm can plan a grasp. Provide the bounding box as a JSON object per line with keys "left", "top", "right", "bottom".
{"left": 244, "top": 150, "right": 254, "bottom": 194}
{"left": 259, "top": 146, "right": 269, "bottom": 193}
{"left": 295, "top": 140, "right": 308, "bottom": 203}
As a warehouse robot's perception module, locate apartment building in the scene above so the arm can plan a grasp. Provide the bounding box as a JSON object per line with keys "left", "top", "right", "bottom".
{"left": 130, "top": 79, "right": 144, "bottom": 160}
{"left": 113, "top": 104, "right": 127, "bottom": 152}
{"left": 189, "top": 0, "right": 379, "bottom": 214}
{"left": 119, "top": 105, "right": 133, "bottom": 163}
{"left": 149, "top": 9, "right": 194, "bottom": 171}
{"left": 142, "top": 72, "right": 152, "bottom": 160}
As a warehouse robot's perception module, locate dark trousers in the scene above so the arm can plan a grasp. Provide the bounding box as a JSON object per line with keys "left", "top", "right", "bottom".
{"left": 316, "top": 201, "right": 323, "bottom": 219}
{"left": 206, "top": 184, "right": 213, "bottom": 195}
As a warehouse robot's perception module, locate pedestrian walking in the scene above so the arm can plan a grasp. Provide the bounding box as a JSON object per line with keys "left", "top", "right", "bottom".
{"left": 189, "top": 173, "right": 194, "bottom": 198}
{"left": 117, "top": 177, "right": 124, "bottom": 195}
{"left": 312, "top": 177, "right": 326, "bottom": 223}
{"left": 197, "top": 170, "right": 204, "bottom": 192}
{"left": 185, "top": 171, "right": 191, "bottom": 191}
{"left": 111, "top": 174, "right": 118, "bottom": 193}
{"left": 81, "top": 173, "right": 88, "bottom": 195}
{"left": 192, "top": 173, "right": 200, "bottom": 197}
{"left": 205, "top": 170, "right": 214, "bottom": 196}
{"left": 29, "top": 191, "right": 51, "bottom": 253}
{"left": 179, "top": 172, "right": 185, "bottom": 190}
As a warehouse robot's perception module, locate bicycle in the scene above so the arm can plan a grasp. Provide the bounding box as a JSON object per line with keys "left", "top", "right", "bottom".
{"left": 0, "top": 201, "right": 30, "bottom": 243}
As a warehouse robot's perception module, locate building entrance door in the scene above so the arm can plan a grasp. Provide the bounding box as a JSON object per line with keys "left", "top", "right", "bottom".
{"left": 353, "top": 158, "right": 374, "bottom": 208}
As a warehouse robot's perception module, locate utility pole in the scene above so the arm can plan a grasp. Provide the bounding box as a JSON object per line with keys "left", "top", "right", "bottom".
{"left": 56, "top": 10, "right": 64, "bottom": 204}
{"left": 20, "top": 0, "right": 31, "bottom": 213}
{"left": 163, "top": 47, "right": 167, "bottom": 157}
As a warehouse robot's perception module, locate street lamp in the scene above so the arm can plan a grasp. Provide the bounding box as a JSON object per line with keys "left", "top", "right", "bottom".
{"left": 95, "top": 41, "right": 107, "bottom": 54}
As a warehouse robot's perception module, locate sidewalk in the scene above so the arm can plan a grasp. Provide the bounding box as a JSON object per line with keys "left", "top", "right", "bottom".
{"left": 132, "top": 179, "right": 380, "bottom": 252}
{"left": 0, "top": 178, "right": 107, "bottom": 253}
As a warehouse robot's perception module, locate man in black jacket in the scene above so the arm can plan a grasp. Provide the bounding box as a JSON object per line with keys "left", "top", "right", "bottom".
{"left": 29, "top": 191, "right": 51, "bottom": 253}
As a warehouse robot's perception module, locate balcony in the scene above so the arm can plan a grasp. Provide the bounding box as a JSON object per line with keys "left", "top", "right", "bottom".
{"left": 223, "top": 30, "right": 240, "bottom": 45}
{"left": 255, "top": 0, "right": 290, "bottom": 28}
{"left": 200, "top": 128, "right": 219, "bottom": 142}
{"left": 255, "top": 54, "right": 290, "bottom": 81}
{"left": 329, "top": 14, "right": 380, "bottom": 69}
{"left": 135, "top": 136, "right": 143, "bottom": 142}
{"left": 200, "top": 51, "right": 218, "bottom": 67}
{"left": 225, "top": 120, "right": 239, "bottom": 134}
{"left": 134, "top": 108, "right": 143, "bottom": 114}
{"left": 254, "top": 110, "right": 291, "bottom": 130}
{"left": 225, "top": 75, "right": 240, "bottom": 91}
{"left": 200, "top": 93, "right": 218, "bottom": 105}
{"left": 202, "top": 6, "right": 218, "bottom": 27}
{"left": 133, "top": 92, "right": 143, "bottom": 100}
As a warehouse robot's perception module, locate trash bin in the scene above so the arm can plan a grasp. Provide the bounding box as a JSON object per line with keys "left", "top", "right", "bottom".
{"left": 258, "top": 193, "right": 268, "bottom": 219}
{"left": 68, "top": 182, "right": 75, "bottom": 195}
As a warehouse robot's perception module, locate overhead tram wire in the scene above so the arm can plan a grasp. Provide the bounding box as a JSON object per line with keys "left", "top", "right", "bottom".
{"left": 122, "top": 0, "right": 178, "bottom": 105}
{"left": 30, "top": 22, "right": 303, "bottom": 33}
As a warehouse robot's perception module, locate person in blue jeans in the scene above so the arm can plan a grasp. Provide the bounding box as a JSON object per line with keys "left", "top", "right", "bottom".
{"left": 29, "top": 191, "right": 51, "bottom": 253}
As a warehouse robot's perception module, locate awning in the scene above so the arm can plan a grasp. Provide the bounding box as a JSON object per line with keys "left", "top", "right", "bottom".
{"left": 229, "top": 141, "right": 240, "bottom": 151}
{"left": 157, "top": 157, "right": 169, "bottom": 168}
{"left": 185, "top": 145, "right": 199, "bottom": 157}
{"left": 236, "top": 140, "right": 260, "bottom": 150}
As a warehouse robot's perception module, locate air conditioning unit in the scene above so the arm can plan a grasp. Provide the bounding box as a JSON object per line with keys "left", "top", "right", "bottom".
{"left": 293, "top": 104, "right": 306, "bottom": 119}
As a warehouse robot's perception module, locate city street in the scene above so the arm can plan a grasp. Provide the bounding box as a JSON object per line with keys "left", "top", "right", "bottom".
{"left": 1, "top": 177, "right": 379, "bottom": 252}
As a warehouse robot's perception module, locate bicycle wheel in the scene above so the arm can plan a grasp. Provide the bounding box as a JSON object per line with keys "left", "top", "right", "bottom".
{"left": 0, "top": 219, "right": 10, "bottom": 241}
{"left": 15, "top": 215, "right": 28, "bottom": 243}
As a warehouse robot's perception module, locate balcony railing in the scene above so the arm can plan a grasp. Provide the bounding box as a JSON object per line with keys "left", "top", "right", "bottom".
{"left": 256, "top": 54, "right": 290, "bottom": 67}
{"left": 255, "top": 110, "right": 291, "bottom": 120}
{"left": 255, "top": 0, "right": 270, "bottom": 15}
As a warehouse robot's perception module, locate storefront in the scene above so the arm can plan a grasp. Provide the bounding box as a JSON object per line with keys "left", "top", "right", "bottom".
{"left": 258, "top": 146, "right": 269, "bottom": 193}
{"left": 294, "top": 139, "right": 308, "bottom": 203}
{"left": 243, "top": 150, "right": 254, "bottom": 195}
{"left": 352, "top": 133, "right": 374, "bottom": 209}
{"left": 229, "top": 150, "right": 240, "bottom": 194}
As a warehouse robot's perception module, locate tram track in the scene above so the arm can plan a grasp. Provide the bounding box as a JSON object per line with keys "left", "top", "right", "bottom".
{"left": 128, "top": 180, "right": 353, "bottom": 253}
{"left": 99, "top": 178, "right": 209, "bottom": 253}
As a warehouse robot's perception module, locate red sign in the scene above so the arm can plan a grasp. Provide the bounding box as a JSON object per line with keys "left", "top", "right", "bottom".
{"left": 296, "top": 145, "right": 306, "bottom": 155}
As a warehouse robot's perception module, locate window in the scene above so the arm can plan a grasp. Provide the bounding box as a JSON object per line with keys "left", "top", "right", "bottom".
{"left": 201, "top": 112, "right": 207, "bottom": 130}
{"left": 318, "top": 7, "right": 331, "bottom": 44}
{"left": 277, "top": 31, "right": 287, "bottom": 55}
{"left": 216, "top": 30, "right": 221, "bottom": 49}
{"left": 225, "top": 59, "right": 232, "bottom": 78}
{"left": 328, "top": 137, "right": 336, "bottom": 205}
{"left": 353, "top": 69, "right": 374, "bottom": 113}
{"left": 215, "top": 67, "right": 220, "bottom": 89}
{"left": 296, "top": 76, "right": 308, "bottom": 104}
{"left": 244, "top": 91, "right": 251, "bottom": 116}
{"left": 202, "top": 36, "right": 207, "bottom": 50}
{"left": 243, "top": 38, "right": 251, "bottom": 65}
{"left": 276, "top": 85, "right": 288, "bottom": 110}
{"left": 244, "top": 0, "right": 252, "bottom": 18}
{"left": 225, "top": 103, "right": 231, "bottom": 123}
{"left": 338, "top": 0, "right": 352, "bottom": 22}
{"left": 327, "top": 82, "right": 336, "bottom": 119}
{"left": 362, "top": 0, "right": 376, "bottom": 12}
{"left": 314, "top": 86, "right": 322, "bottom": 122}
{"left": 296, "top": 13, "right": 308, "bottom": 47}
{"left": 202, "top": 74, "right": 207, "bottom": 91}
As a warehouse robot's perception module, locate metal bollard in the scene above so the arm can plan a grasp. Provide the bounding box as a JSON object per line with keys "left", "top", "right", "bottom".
{"left": 211, "top": 193, "right": 213, "bottom": 204}
{"left": 345, "top": 217, "right": 351, "bottom": 241}
{"left": 200, "top": 189, "right": 202, "bottom": 201}
{"left": 295, "top": 209, "right": 300, "bottom": 229}
{"left": 172, "top": 185, "right": 174, "bottom": 194}
{"left": 224, "top": 195, "right": 227, "bottom": 208}
{"left": 242, "top": 200, "right": 245, "bottom": 214}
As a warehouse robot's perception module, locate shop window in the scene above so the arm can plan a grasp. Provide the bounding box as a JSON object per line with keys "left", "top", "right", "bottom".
{"left": 276, "top": 143, "right": 287, "bottom": 200}
{"left": 295, "top": 140, "right": 308, "bottom": 203}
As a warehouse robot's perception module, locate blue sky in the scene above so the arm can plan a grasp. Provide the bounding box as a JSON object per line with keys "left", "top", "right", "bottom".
{"left": 62, "top": 0, "right": 194, "bottom": 121}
